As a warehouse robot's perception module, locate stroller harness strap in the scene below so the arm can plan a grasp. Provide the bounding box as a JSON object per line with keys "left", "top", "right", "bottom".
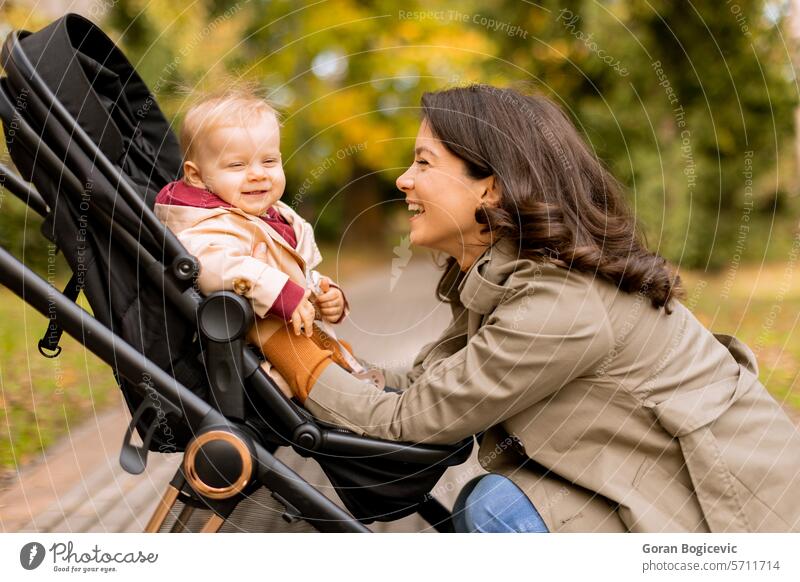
{"left": 37, "top": 272, "right": 82, "bottom": 358}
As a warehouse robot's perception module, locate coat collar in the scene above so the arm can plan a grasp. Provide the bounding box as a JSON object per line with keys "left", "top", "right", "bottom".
{"left": 254, "top": 202, "right": 308, "bottom": 264}
{"left": 158, "top": 198, "right": 310, "bottom": 266}
{"left": 442, "top": 240, "right": 523, "bottom": 315}
{"left": 208, "top": 201, "right": 304, "bottom": 257}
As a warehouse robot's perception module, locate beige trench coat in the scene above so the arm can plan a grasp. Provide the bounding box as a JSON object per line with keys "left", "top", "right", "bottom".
{"left": 305, "top": 240, "right": 800, "bottom": 532}
{"left": 155, "top": 200, "right": 346, "bottom": 392}
{"left": 154, "top": 200, "right": 324, "bottom": 316}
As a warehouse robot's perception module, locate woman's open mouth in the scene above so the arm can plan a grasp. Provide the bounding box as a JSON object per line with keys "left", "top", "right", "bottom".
{"left": 407, "top": 201, "right": 425, "bottom": 220}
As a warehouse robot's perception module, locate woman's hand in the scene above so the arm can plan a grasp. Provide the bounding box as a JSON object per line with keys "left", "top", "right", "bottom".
{"left": 315, "top": 277, "right": 345, "bottom": 323}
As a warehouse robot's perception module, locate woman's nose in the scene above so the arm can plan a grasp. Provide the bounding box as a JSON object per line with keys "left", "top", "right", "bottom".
{"left": 396, "top": 168, "right": 413, "bottom": 192}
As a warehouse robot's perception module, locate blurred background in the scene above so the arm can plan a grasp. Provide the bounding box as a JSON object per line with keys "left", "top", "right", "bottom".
{"left": 2, "top": 0, "right": 800, "bottom": 497}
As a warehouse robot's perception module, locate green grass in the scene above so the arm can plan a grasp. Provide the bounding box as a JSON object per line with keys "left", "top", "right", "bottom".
{"left": 0, "top": 289, "right": 115, "bottom": 482}
{"left": 1, "top": 260, "right": 799, "bottom": 481}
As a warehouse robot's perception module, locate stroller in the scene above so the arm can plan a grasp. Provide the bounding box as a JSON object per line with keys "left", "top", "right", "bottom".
{"left": 0, "top": 14, "right": 472, "bottom": 533}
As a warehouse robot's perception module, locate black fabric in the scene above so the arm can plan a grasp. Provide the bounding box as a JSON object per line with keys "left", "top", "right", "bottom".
{"left": 2, "top": 14, "right": 202, "bottom": 451}
{"left": 318, "top": 455, "right": 450, "bottom": 524}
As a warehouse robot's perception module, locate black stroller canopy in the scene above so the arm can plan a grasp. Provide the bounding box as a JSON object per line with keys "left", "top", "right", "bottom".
{"left": 9, "top": 13, "right": 182, "bottom": 190}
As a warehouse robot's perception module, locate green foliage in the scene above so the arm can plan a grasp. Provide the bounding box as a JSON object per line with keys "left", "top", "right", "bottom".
{"left": 1, "top": 0, "right": 797, "bottom": 266}
{"left": 0, "top": 194, "right": 52, "bottom": 271}
{"left": 486, "top": 0, "right": 798, "bottom": 269}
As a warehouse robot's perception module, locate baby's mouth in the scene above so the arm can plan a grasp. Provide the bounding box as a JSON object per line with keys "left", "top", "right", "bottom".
{"left": 243, "top": 190, "right": 269, "bottom": 196}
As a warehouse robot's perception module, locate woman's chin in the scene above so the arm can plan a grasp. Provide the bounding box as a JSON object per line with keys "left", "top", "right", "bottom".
{"left": 409, "top": 229, "right": 432, "bottom": 249}
{"left": 409, "top": 232, "right": 445, "bottom": 255}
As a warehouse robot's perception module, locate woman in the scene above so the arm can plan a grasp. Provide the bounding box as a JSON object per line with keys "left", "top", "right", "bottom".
{"left": 259, "top": 85, "right": 800, "bottom": 533}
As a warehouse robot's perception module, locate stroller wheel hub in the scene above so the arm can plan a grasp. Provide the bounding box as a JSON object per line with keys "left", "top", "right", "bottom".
{"left": 184, "top": 430, "right": 253, "bottom": 499}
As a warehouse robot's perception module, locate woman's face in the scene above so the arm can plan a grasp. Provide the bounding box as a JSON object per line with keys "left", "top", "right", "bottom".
{"left": 396, "top": 121, "right": 494, "bottom": 267}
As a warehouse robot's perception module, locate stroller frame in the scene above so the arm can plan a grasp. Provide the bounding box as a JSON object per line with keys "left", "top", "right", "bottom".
{"left": 0, "top": 15, "right": 472, "bottom": 533}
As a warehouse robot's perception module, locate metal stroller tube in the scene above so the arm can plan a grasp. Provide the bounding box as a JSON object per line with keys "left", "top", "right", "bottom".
{"left": 0, "top": 161, "right": 48, "bottom": 216}
{"left": 0, "top": 243, "right": 215, "bottom": 428}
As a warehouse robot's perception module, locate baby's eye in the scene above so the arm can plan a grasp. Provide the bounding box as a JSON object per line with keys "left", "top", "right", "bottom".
{"left": 227, "top": 162, "right": 245, "bottom": 168}
{"left": 262, "top": 158, "right": 278, "bottom": 165}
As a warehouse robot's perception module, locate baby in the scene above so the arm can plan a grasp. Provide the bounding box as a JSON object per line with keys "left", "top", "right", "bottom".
{"left": 155, "top": 89, "right": 375, "bottom": 396}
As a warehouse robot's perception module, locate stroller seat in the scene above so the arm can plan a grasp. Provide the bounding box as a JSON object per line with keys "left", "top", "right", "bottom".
{"left": 0, "top": 14, "right": 472, "bottom": 533}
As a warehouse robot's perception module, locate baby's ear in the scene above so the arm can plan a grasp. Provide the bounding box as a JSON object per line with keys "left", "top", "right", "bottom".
{"left": 183, "top": 160, "right": 204, "bottom": 187}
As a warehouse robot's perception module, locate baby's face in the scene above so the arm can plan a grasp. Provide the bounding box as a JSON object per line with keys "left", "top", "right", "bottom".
{"left": 194, "top": 112, "right": 285, "bottom": 215}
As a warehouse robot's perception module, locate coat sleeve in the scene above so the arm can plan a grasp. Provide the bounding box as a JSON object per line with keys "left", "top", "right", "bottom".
{"left": 304, "top": 271, "right": 614, "bottom": 444}
{"left": 380, "top": 363, "right": 423, "bottom": 392}
{"left": 176, "top": 218, "right": 295, "bottom": 318}
{"left": 377, "top": 333, "right": 449, "bottom": 391}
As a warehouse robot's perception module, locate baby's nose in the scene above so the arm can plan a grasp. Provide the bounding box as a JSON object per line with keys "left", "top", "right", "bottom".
{"left": 248, "top": 163, "right": 267, "bottom": 178}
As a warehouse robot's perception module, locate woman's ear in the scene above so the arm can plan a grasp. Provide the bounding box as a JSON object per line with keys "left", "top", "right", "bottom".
{"left": 481, "top": 176, "right": 501, "bottom": 208}
{"left": 183, "top": 160, "right": 204, "bottom": 188}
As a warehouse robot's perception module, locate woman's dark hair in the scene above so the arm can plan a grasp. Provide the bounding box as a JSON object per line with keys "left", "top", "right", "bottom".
{"left": 421, "top": 84, "right": 683, "bottom": 312}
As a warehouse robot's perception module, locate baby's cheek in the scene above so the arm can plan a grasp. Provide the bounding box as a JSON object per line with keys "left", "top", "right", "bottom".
{"left": 272, "top": 172, "right": 286, "bottom": 197}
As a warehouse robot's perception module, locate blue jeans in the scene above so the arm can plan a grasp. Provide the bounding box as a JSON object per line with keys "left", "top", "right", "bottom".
{"left": 452, "top": 474, "right": 549, "bottom": 533}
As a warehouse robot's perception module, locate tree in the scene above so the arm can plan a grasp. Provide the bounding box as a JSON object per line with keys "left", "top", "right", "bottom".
{"left": 484, "top": 0, "right": 798, "bottom": 269}
{"left": 3, "top": 0, "right": 796, "bottom": 268}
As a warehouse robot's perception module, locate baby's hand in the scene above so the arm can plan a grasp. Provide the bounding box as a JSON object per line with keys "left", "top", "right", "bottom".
{"left": 316, "top": 277, "right": 345, "bottom": 323}
{"left": 290, "top": 289, "right": 315, "bottom": 337}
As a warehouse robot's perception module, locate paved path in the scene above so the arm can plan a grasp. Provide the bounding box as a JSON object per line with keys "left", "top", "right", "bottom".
{"left": 0, "top": 258, "right": 484, "bottom": 532}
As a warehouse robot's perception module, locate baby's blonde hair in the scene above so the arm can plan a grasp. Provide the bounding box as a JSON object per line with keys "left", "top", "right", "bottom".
{"left": 180, "top": 86, "right": 279, "bottom": 162}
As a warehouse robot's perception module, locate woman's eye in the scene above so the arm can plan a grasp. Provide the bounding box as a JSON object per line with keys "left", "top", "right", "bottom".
{"left": 415, "top": 159, "right": 429, "bottom": 166}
